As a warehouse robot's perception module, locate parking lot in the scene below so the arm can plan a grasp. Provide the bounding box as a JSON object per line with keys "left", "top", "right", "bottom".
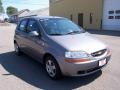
{"left": 0, "top": 24, "right": 120, "bottom": 90}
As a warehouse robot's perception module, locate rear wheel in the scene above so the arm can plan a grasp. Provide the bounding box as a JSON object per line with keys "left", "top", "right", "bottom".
{"left": 14, "top": 43, "right": 21, "bottom": 55}
{"left": 45, "top": 56, "right": 62, "bottom": 79}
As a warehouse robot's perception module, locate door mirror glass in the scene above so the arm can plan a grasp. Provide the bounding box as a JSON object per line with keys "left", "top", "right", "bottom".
{"left": 29, "top": 31, "right": 39, "bottom": 37}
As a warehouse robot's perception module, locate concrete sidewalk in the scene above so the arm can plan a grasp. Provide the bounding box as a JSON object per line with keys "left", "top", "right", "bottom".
{"left": 87, "top": 29, "right": 120, "bottom": 36}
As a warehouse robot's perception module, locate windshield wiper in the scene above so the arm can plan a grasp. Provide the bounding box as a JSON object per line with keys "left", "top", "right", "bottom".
{"left": 49, "top": 33, "right": 63, "bottom": 36}
{"left": 66, "top": 31, "right": 81, "bottom": 35}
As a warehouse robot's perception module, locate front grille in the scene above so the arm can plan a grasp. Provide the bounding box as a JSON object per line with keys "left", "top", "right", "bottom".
{"left": 91, "top": 49, "right": 107, "bottom": 57}
{"left": 77, "top": 67, "right": 101, "bottom": 75}
{"left": 77, "top": 63, "right": 107, "bottom": 75}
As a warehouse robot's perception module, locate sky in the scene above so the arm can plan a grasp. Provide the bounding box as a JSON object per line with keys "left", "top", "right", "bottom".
{"left": 2, "top": 0, "right": 49, "bottom": 11}
{"left": 1, "top": 0, "right": 49, "bottom": 17}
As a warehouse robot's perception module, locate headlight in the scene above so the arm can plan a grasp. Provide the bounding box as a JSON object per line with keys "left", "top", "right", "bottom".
{"left": 65, "top": 51, "right": 90, "bottom": 58}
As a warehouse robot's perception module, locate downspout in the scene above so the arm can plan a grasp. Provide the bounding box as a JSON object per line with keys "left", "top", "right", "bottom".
{"left": 101, "top": 0, "right": 104, "bottom": 30}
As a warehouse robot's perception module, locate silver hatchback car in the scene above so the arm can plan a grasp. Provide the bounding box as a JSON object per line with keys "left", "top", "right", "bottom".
{"left": 14, "top": 16, "right": 111, "bottom": 79}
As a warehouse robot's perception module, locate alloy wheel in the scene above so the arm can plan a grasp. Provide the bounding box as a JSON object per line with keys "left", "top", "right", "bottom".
{"left": 46, "top": 59, "right": 57, "bottom": 78}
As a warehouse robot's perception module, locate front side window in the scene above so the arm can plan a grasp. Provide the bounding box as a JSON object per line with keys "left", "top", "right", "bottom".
{"left": 19, "top": 20, "right": 27, "bottom": 32}
{"left": 27, "top": 20, "right": 39, "bottom": 32}
{"left": 40, "top": 18, "right": 85, "bottom": 36}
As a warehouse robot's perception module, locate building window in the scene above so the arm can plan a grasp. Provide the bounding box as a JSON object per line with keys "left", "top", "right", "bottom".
{"left": 108, "top": 11, "right": 114, "bottom": 14}
{"left": 108, "top": 16, "right": 114, "bottom": 19}
{"left": 90, "top": 13, "right": 93, "bottom": 24}
{"left": 115, "top": 10, "right": 120, "bottom": 14}
{"left": 115, "top": 16, "right": 120, "bottom": 19}
{"left": 70, "top": 14, "right": 73, "bottom": 21}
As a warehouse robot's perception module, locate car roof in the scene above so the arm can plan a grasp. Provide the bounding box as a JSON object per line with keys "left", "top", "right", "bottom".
{"left": 21, "top": 16, "right": 65, "bottom": 20}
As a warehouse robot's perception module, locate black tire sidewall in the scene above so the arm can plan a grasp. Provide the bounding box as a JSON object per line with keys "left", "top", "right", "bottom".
{"left": 14, "top": 43, "right": 21, "bottom": 55}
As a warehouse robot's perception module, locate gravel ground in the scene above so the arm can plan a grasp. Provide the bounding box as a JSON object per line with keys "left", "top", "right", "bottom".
{"left": 0, "top": 24, "right": 120, "bottom": 90}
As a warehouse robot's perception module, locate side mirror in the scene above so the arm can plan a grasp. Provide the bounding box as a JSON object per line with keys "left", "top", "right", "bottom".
{"left": 29, "top": 31, "right": 39, "bottom": 37}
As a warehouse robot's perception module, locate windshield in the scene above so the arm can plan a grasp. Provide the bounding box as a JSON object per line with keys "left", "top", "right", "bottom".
{"left": 40, "top": 18, "right": 85, "bottom": 36}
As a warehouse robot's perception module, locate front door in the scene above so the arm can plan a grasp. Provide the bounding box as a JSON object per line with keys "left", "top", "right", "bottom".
{"left": 25, "top": 19, "right": 44, "bottom": 62}
{"left": 78, "top": 13, "right": 83, "bottom": 27}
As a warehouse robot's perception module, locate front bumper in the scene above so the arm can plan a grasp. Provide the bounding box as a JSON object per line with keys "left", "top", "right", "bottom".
{"left": 60, "top": 55, "right": 111, "bottom": 76}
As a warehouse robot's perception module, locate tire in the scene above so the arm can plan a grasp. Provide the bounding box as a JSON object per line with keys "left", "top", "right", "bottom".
{"left": 45, "top": 56, "right": 62, "bottom": 80}
{"left": 14, "top": 43, "right": 21, "bottom": 55}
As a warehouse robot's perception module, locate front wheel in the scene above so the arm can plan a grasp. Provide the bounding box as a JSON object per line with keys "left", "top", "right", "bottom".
{"left": 45, "top": 56, "right": 62, "bottom": 79}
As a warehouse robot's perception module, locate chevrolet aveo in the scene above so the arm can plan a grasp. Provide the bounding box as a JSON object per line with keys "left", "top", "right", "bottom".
{"left": 14, "top": 16, "right": 111, "bottom": 79}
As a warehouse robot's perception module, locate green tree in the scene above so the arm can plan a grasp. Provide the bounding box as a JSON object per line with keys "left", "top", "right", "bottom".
{"left": 6, "top": 6, "right": 18, "bottom": 16}
{"left": 0, "top": 0, "right": 4, "bottom": 14}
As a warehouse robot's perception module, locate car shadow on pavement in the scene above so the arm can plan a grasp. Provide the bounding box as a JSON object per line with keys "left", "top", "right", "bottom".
{"left": 87, "top": 30, "right": 120, "bottom": 36}
{"left": 0, "top": 51, "right": 102, "bottom": 90}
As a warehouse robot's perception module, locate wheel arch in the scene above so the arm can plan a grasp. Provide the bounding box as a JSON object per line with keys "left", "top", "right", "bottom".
{"left": 43, "top": 52, "right": 62, "bottom": 78}
{"left": 43, "top": 53, "right": 55, "bottom": 64}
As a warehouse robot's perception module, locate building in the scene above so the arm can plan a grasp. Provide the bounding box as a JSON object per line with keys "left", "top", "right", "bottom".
{"left": 19, "top": 7, "right": 49, "bottom": 19}
{"left": 9, "top": 8, "right": 49, "bottom": 23}
{"left": 103, "top": 0, "right": 120, "bottom": 30}
{"left": 10, "top": 9, "right": 30, "bottom": 23}
{"left": 0, "top": 15, "right": 4, "bottom": 22}
{"left": 50, "top": 0, "right": 120, "bottom": 31}
{"left": 0, "top": 14, "right": 4, "bottom": 20}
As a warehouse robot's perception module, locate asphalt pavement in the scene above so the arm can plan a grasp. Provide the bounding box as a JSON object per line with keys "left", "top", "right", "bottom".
{"left": 0, "top": 24, "right": 120, "bottom": 90}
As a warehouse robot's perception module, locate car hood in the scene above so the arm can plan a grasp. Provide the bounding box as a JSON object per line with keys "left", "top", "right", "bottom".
{"left": 49, "top": 32, "right": 107, "bottom": 54}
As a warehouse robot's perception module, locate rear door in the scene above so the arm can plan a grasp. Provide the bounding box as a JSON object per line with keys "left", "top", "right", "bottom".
{"left": 15, "top": 19, "right": 29, "bottom": 52}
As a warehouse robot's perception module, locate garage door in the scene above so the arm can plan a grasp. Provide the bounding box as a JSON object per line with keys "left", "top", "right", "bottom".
{"left": 103, "top": 0, "right": 120, "bottom": 30}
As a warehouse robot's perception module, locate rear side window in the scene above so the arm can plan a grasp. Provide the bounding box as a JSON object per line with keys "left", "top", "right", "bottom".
{"left": 19, "top": 20, "right": 27, "bottom": 32}
{"left": 27, "top": 20, "right": 39, "bottom": 32}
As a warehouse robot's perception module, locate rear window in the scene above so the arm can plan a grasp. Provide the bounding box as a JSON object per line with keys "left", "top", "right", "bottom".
{"left": 18, "top": 20, "right": 27, "bottom": 32}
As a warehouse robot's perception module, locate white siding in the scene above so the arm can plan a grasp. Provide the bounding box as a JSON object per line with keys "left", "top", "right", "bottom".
{"left": 103, "top": 0, "right": 120, "bottom": 30}
{"left": 0, "top": 15, "right": 4, "bottom": 21}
